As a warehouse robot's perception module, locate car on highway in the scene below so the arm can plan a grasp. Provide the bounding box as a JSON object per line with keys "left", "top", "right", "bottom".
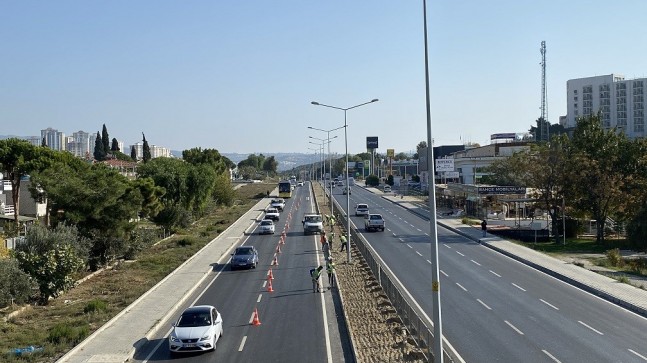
{"left": 270, "top": 198, "right": 285, "bottom": 211}
{"left": 364, "top": 213, "right": 385, "bottom": 232}
{"left": 343, "top": 186, "right": 351, "bottom": 195}
{"left": 169, "top": 305, "right": 223, "bottom": 354}
{"left": 265, "top": 208, "right": 280, "bottom": 221}
{"left": 297, "top": 181, "right": 304, "bottom": 186}
{"left": 230, "top": 246, "right": 259, "bottom": 270}
{"left": 336, "top": 180, "right": 344, "bottom": 187}
{"left": 259, "top": 219, "right": 275, "bottom": 234}
{"left": 383, "top": 185, "right": 391, "bottom": 193}
{"left": 302, "top": 213, "right": 324, "bottom": 235}
{"left": 355, "top": 203, "right": 369, "bottom": 217}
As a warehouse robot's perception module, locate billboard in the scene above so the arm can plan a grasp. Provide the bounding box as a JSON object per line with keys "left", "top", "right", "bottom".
{"left": 444, "top": 171, "right": 460, "bottom": 179}
{"left": 366, "top": 136, "right": 379, "bottom": 149}
{"left": 435, "top": 158, "right": 455, "bottom": 172}
{"left": 386, "top": 148, "right": 395, "bottom": 158}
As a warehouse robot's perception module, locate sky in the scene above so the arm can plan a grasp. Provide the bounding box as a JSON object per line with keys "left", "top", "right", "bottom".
{"left": 2, "top": 1, "right": 647, "bottom": 156}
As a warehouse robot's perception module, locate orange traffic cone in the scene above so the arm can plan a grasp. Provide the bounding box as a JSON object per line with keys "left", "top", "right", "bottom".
{"left": 267, "top": 278, "right": 274, "bottom": 292}
{"left": 280, "top": 235, "right": 285, "bottom": 245}
{"left": 268, "top": 269, "right": 274, "bottom": 280}
{"left": 272, "top": 255, "right": 279, "bottom": 266}
{"left": 252, "top": 308, "right": 261, "bottom": 326}
{"left": 276, "top": 244, "right": 282, "bottom": 254}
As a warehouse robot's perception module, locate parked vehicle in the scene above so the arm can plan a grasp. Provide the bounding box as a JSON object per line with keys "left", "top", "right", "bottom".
{"left": 169, "top": 305, "right": 223, "bottom": 354}
{"left": 383, "top": 185, "right": 391, "bottom": 193}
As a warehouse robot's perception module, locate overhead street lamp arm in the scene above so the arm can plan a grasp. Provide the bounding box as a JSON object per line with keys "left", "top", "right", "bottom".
{"left": 308, "top": 125, "right": 346, "bottom": 133}
{"left": 311, "top": 99, "right": 379, "bottom": 111}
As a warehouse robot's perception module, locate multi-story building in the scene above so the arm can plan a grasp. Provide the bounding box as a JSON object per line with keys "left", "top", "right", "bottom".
{"left": 129, "top": 142, "right": 172, "bottom": 160}
{"left": 41, "top": 127, "right": 66, "bottom": 151}
{"left": 66, "top": 130, "right": 94, "bottom": 158}
{"left": 565, "top": 74, "right": 645, "bottom": 138}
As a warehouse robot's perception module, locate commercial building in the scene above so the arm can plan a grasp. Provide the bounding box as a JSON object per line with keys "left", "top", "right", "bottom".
{"left": 565, "top": 74, "right": 645, "bottom": 138}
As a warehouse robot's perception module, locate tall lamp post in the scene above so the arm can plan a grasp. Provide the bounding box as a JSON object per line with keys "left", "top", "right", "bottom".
{"left": 309, "top": 126, "right": 344, "bottom": 208}
{"left": 311, "top": 98, "right": 379, "bottom": 263}
{"left": 307, "top": 147, "right": 319, "bottom": 181}
{"left": 422, "top": 0, "right": 443, "bottom": 361}
{"left": 308, "top": 140, "right": 325, "bottom": 183}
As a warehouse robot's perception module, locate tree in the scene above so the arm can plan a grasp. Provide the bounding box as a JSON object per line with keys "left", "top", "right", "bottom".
{"left": 365, "top": 175, "right": 379, "bottom": 187}
{"left": 529, "top": 117, "right": 566, "bottom": 142}
{"left": 394, "top": 152, "right": 409, "bottom": 161}
{"left": 414, "top": 141, "right": 427, "bottom": 159}
{"left": 0, "top": 258, "right": 34, "bottom": 307}
{"left": 182, "top": 148, "right": 229, "bottom": 175}
{"left": 111, "top": 138, "right": 120, "bottom": 152}
{"left": 262, "top": 156, "right": 278, "bottom": 174}
{"left": 130, "top": 146, "right": 137, "bottom": 161}
{"left": 0, "top": 138, "right": 54, "bottom": 225}
{"left": 101, "top": 124, "right": 110, "bottom": 154}
{"left": 93, "top": 131, "right": 105, "bottom": 161}
{"left": 142, "top": 133, "right": 151, "bottom": 163}
{"left": 41, "top": 137, "right": 47, "bottom": 147}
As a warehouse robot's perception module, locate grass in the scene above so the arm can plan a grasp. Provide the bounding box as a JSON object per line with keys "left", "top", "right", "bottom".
{"left": 0, "top": 182, "right": 273, "bottom": 362}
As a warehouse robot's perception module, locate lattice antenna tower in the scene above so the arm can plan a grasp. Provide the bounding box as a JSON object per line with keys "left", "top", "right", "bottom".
{"left": 540, "top": 40, "right": 548, "bottom": 142}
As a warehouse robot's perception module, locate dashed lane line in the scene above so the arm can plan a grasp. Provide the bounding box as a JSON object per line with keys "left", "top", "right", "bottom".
{"left": 456, "top": 283, "right": 467, "bottom": 291}
{"left": 238, "top": 336, "right": 247, "bottom": 352}
{"left": 440, "top": 270, "right": 448, "bottom": 277}
{"left": 416, "top": 251, "right": 423, "bottom": 257}
{"left": 489, "top": 270, "right": 501, "bottom": 277}
{"left": 504, "top": 320, "right": 524, "bottom": 335}
{"left": 476, "top": 299, "right": 491, "bottom": 310}
{"left": 578, "top": 320, "right": 604, "bottom": 335}
{"left": 542, "top": 350, "right": 561, "bottom": 363}
{"left": 257, "top": 294, "right": 262, "bottom": 303}
{"left": 427, "top": 259, "right": 432, "bottom": 264}
{"left": 540, "top": 299, "right": 559, "bottom": 310}
{"left": 628, "top": 349, "right": 647, "bottom": 361}
{"left": 512, "top": 283, "right": 526, "bottom": 291}
{"left": 456, "top": 251, "right": 465, "bottom": 257}
{"left": 470, "top": 260, "right": 481, "bottom": 266}
{"left": 443, "top": 244, "right": 452, "bottom": 249}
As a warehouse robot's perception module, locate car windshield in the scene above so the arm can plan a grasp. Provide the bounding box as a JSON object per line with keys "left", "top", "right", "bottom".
{"left": 177, "top": 312, "right": 211, "bottom": 327}
{"left": 267, "top": 209, "right": 277, "bottom": 213}
{"left": 370, "top": 215, "right": 381, "bottom": 220}
{"left": 357, "top": 204, "right": 368, "bottom": 209}
{"left": 261, "top": 220, "right": 272, "bottom": 226}
{"left": 235, "top": 247, "right": 254, "bottom": 256}
{"left": 305, "top": 216, "right": 322, "bottom": 223}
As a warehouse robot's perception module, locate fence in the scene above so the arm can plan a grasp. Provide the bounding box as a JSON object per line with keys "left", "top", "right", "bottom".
{"left": 327, "top": 187, "right": 458, "bottom": 363}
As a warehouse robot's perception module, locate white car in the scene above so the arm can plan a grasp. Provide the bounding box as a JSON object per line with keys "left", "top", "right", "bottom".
{"left": 270, "top": 198, "right": 286, "bottom": 211}
{"left": 383, "top": 185, "right": 391, "bottom": 193}
{"left": 169, "top": 305, "right": 223, "bottom": 354}
{"left": 265, "top": 208, "right": 280, "bottom": 221}
{"left": 355, "top": 203, "right": 369, "bottom": 217}
{"left": 297, "top": 181, "right": 304, "bottom": 187}
{"left": 259, "top": 219, "right": 275, "bottom": 234}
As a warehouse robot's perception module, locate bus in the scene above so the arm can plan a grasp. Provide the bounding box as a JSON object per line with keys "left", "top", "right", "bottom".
{"left": 278, "top": 181, "right": 292, "bottom": 198}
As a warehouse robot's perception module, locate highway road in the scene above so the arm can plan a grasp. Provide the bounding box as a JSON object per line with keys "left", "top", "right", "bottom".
{"left": 133, "top": 182, "right": 351, "bottom": 363}
{"left": 331, "top": 184, "right": 647, "bottom": 363}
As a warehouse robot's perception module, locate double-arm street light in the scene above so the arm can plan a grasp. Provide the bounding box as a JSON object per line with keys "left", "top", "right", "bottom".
{"left": 307, "top": 147, "right": 319, "bottom": 181}
{"left": 311, "top": 98, "right": 379, "bottom": 263}
{"left": 308, "top": 140, "right": 325, "bottom": 182}
{"left": 309, "top": 126, "right": 344, "bottom": 208}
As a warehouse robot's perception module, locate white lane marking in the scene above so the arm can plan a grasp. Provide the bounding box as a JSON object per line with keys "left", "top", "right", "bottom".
{"left": 406, "top": 244, "right": 413, "bottom": 249}
{"left": 257, "top": 294, "right": 262, "bottom": 303}
{"left": 416, "top": 228, "right": 422, "bottom": 232}
{"left": 425, "top": 233, "right": 430, "bottom": 236}
{"left": 440, "top": 270, "right": 448, "bottom": 277}
{"left": 262, "top": 280, "right": 267, "bottom": 288}
{"left": 476, "top": 299, "right": 491, "bottom": 310}
{"left": 416, "top": 251, "right": 423, "bottom": 257}
{"left": 504, "top": 320, "right": 524, "bottom": 335}
{"left": 512, "top": 283, "right": 526, "bottom": 291}
{"left": 578, "top": 320, "right": 604, "bottom": 335}
{"left": 455, "top": 283, "right": 467, "bottom": 291}
{"left": 392, "top": 232, "right": 396, "bottom": 236}
{"left": 542, "top": 350, "right": 561, "bottom": 363}
{"left": 489, "top": 270, "right": 501, "bottom": 277}
{"left": 456, "top": 251, "right": 465, "bottom": 257}
{"left": 470, "top": 260, "right": 481, "bottom": 266}
{"left": 540, "top": 299, "right": 559, "bottom": 310}
{"left": 248, "top": 311, "right": 255, "bottom": 324}
{"left": 443, "top": 244, "right": 451, "bottom": 249}
{"left": 238, "top": 336, "right": 247, "bottom": 351}
{"left": 427, "top": 259, "right": 432, "bottom": 264}
{"left": 628, "top": 349, "right": 647, "bottom": 361}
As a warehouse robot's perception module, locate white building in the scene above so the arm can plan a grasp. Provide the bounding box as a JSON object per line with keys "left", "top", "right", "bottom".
{"left": 129, "top": 142, "right": 171, "bottom": 160}
{"left": 41, "top": 127, "right": 66, "bottom": 151}
{"left": 565, "top": 74, "right": 645, "bottom": 138}
{"left": 66, "top": 130, "right": 93, "bottom": 158}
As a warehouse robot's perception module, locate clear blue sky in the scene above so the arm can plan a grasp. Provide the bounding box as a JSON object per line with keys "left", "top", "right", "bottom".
{"left": 2, "top": 1, "right": 646, "bottom": 155}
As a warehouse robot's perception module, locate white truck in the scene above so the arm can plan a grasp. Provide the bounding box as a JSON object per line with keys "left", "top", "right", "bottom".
{"left": 302, "top": 214, "right": 324, "bottom": 235}
{"left": 364, "top": 214, "right": 385, "bottom": 232}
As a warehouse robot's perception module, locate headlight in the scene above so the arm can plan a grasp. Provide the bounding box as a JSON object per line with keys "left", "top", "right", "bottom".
{"left": 200, "top": 334, "right": 211, "bottom": 341}
{"left": 169, "top": 334, "right": 180, "bottom": 342}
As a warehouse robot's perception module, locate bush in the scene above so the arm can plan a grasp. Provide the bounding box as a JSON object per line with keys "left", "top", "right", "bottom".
{"left": 124, "top": 228, "right": 158, "bottom": 260}
{"left": 365, "top": 175, "right": 379, "bottom": 187}
{"left": 0, "top": 259, "right": 34, "bottom": 308}
{"left": 606, "top": 248, "right": 624, "bottom": 267}
{"left": 47, "top": 323, "right": 89, "bottom": 345}
{"left": 176, "top": 237, "right": 197, "bottom": 247}
{"left": 83, "top": 299, "right": 108, "bottom": 314}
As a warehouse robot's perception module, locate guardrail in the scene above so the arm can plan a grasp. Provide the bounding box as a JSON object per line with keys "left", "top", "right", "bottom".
{"left": 326, "top": 185, "right": 460, "bottom": 363}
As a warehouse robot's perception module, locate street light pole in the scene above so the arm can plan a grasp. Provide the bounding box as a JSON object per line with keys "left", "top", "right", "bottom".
{"left": 423, "top": 0, "right": 443, "bottom": 361}
{"left": 307, "top": 147, "right": 319, "bottom": 181}
{"left": 309, "top": 141, "right": 325, "bottom": 182}
{"left": 310, "top": 135, "right": 338, "bottom": 207}
{"left": 311, "top": 98, "right": 379, "bottom": 263}
{"left": 309, "top": 125, "right": 344, "bottom": 210}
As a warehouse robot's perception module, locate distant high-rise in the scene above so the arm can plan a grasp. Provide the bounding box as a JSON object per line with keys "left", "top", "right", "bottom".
{"left": 41, "top": 127, "right": 66, "bottom": 151}
{"left": 566, "top": 74, "right": 645, "bottom": 138}
{"left": 66, "top": 130, "right": 92, "bottom": 157}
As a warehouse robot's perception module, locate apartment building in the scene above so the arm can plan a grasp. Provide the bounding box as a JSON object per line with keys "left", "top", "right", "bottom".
{"left": 41, "top": 127, "right": 66, "bottom": 151}
{"left": 129, "top": 142, "right": 171, "bottom": 160}
{"left": 565, "top": 74, "right": 645, "bottom": 138}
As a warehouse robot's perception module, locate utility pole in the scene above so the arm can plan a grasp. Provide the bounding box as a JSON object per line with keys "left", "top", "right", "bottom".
{"left": 540, "top": 40, "right": 548, "bottom": 142}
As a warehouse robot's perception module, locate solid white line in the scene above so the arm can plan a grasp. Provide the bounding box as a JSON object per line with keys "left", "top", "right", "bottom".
{"left": 540, "top": 299, "right": 559, "bottom": 310}
{"left": 456, "top": 251, "right": 465, "bottom": 256}
{"left": 470, "top": 260, "right": 481, "bottom": 266}
{"left": 512, "top": 283, "right": 526, "bottom": 291}
{"left": 628, "top": 349, "right": 647, "bottom": 361}
{"left": 416, "top": 251, "right": 423, "bottom": 257}
{"left": 440, "top": 270, "right": 448, "bottom": 277}
{"left": 542, "top": 349, "right": 561, "bottom": 362}
{"left": 456, "top": 283, "right": 467, "bottom": 291}
{"left": 578, "top": 320, "right": 604, "bottom": 335}
{"left": 476, "top": 299, "right": 491, "bottom": 310}
{"left": 504, "top": 320, "right": 524, "bottom": 335}
{"left": 489, "top": 270, "right": 501, "bottom": 277}
{"left": 257, "top": 294, "right": 262, "bottom": 303}
{"left": 427, "top": 259, "right": 432, "bottom": 264}
{"left": 248, "top": 312, "right": 255, "bottom": 324}
{"left": 238, "top": 336, "right": 247, "bottom": 352}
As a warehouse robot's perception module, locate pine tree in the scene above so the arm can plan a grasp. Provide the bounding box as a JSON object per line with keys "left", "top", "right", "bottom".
{"left": 93, "top": 131, "right": 106, "bottom": 161}
{"left": 111, "top": 138, "right": 120, "bottom": 152}
{"left": 142, "top": 133, "right": 151, "bottom": 163}
{"left": 41, "top": 137, "right": 47, "bottom": 147}
{"left": 101, "top": 124, "right": 110, "bottom": 154}
{"left": 130, "top": 146, "right": 137, "bottom": 161}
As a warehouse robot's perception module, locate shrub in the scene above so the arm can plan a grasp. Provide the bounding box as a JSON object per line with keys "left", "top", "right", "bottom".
{"left": 47, "top": 323, "right": 89, "bottom": 345}
{"left": 365, "top": 175, "right": 379, "bottom": 187}
{"left": 606, "top": 248, "right": 624, "bottom": 267}
{"left": 83, "top": 299, "right": 108, "bottom": 314}
{"left": 0, "top": 258, "right": 34, "bottom": 308}
{"left": 176, "top": 237, "right": 197, "bottom": 247}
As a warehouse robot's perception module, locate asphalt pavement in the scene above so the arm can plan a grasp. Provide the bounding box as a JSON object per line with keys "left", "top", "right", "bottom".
{"left": 372, "top": 188, "right": 647, "bottom": 319}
